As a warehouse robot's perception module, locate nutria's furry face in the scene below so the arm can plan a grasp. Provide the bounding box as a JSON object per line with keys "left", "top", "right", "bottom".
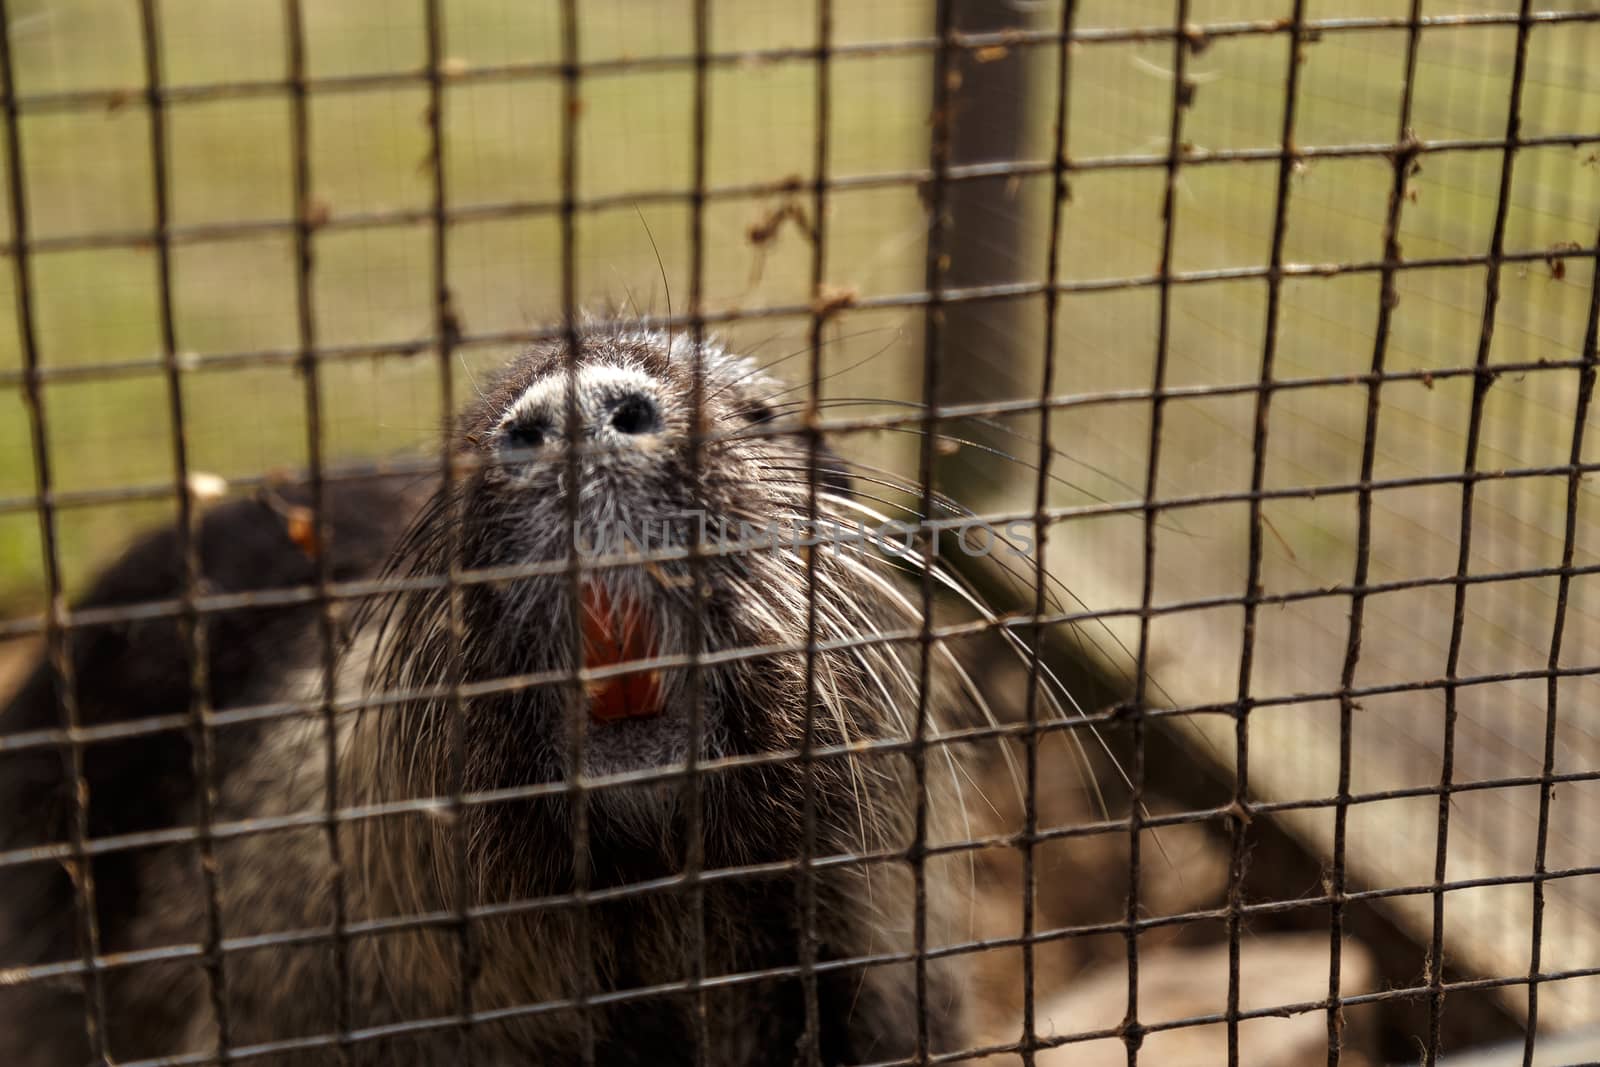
{"left": 453, "top": 329, "right": 792, "bottom": 782}
{"left": 369, "top": 326, "right": 918, "bottom": 895}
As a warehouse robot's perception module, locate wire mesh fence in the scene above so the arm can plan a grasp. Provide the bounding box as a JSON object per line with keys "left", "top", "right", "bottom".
{"left": 0, "top": 1, "right": 1597, "bottom": 1065}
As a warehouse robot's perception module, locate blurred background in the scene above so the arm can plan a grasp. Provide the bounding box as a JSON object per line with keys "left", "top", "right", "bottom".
{"left": 2, "top": 0, "right": 1598, "bottom": 1063}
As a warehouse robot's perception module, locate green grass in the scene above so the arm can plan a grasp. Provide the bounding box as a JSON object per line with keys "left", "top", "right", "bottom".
{"left": 2, "top": 0, "right": 1598, "bottom": 619}
{"left": 1028, "top": 1, "right": 1600, "bottom": 632}
{"left": 0, "top": 0, "right": 936, "bottom": 602}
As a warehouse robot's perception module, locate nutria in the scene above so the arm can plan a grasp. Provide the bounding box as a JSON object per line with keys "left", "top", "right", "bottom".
{"left": 0, "top": 324, "right": 987, "bottom": 1066}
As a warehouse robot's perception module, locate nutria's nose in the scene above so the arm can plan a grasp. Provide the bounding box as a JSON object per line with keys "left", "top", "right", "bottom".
{"left": 606, "top": 392, "right": 662, "bottom": 437}
{"left": 497, "top": 366, "right": 668, "bottom": 453}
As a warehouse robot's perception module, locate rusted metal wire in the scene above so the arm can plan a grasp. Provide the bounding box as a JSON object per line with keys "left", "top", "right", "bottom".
{"left": 3, "top": 3, "right": 1598, "bottom": 1065}
{"left": 795, "top": 0, "right": 835, "bottom": 1061}
{"left": 0, "top": 1, "right": 112, "bottom": 1059}
{"left": 6, "top": 537, "right": 1600, "bottom": 765}
{"left": 680, "top": 1, "right": 714, "bottom": 1061}
{"left": 60, "top": 954, "right": 1600, "bottom": 1067}
{"left": 131, "top": 1, "right": 235, "bottom": 1060}
{"left": 1327, "top": 4, "right": 1424, "bottom": 1062}
{"left": 1019, "top": 1, "right": 1080, "bottom": 1063}
{"left": 10, "top": 132, "right": 1600, "bottom": 266}
{"left": 913, "top": 2, "right": 958, "bottom": 1059}
{"left": 554, "top": 3, "right": 596, "bottom": 1063}
{"left": 7, "top": 812, "right": 1600, "bottom": 991}
{"left": 1121, "top": 1, "right": 1193, "bottom": 1061}
{"left": 420, "top": 2, "right": 481, "bottom": 1063}
{"left": 6, "top": 702, "right": 1600, "bottom": 884}
{"left": 5, "top": 9, "right": 1600, "bottom": 120}
{"left": 5, "top": 242, "right": 1597, "bottom": 390}
{"left": 1522, "top": 126, "right": 1600, "bottom": 1067}
{"left": 1427, "top": 4, "right": 1535, "bottom": 1063}
{"left": 284, "top": 1, "right": 355, "bottom": 1061}
{"left": 1226, "top": 2, "right": 1306, "bottom": 1063}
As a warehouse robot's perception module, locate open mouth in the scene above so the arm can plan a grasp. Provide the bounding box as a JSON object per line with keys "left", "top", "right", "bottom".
{"left": 580, "top": 581, "right": 664, "bottom": 723}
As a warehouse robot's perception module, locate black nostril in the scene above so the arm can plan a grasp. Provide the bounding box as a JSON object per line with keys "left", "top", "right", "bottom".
{"left": 608, "top": 393, "right": 662, "bottom": 436}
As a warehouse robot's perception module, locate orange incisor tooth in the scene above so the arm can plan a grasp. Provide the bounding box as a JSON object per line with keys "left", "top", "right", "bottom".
{"left": 580, "top": 582, "right": 663, "bottom": 722}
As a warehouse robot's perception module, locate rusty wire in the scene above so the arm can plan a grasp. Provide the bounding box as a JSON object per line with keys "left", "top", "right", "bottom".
{"left": 2, "top": 2, "right": 1598, "bottom": 1066}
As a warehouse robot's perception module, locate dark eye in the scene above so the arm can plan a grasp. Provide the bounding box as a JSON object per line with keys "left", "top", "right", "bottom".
{"left": 739, "top": 401, "right": 775, "bottom": 425}
{"left": 502, "top": 420, "right": 547, "bottom": 451}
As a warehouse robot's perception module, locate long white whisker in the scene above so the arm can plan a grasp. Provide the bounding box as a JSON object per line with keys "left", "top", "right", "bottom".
{"left": 816, "top": 494, "right": 1139, "bottom": 820}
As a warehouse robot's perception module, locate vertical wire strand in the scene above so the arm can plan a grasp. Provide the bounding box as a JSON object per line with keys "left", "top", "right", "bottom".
{"left": 681, "top": 0, "right": 711, "bottom": 1059}
{"left": 555, "top": 2, "right": 596, "bottom": 1062}
{"left": 1226, "top": 2, "right": 1306, "bottom": 1063}
{"left": 1327, "top": 6, "right": 1423, "bottom": 1063}
{"left": 1020, "top": 2, "right": 1078, "bottom": 1064}
{"left": 1125, "top": 2, "right": 1192, "bottom": 1063}
{"left": 1427, "top": 4, "right": 1535, "bottom": 1061}
{"left": 1519, "top": 175, "right": 1600, "bottom": 1067}
{"left": 284, "top": 4, "right": 354, "bottom": 1062}
{"left": 134, "top": 1, "right": 233, "bottom": 1058}
{"left": 916, "top": 1, "right": 959, "bottom": 1060}
{"left": 422, "top": 2, "right": 479, "bottom": 1061}
{"left": 0, "top": 3, "right": 114, "bottom": 1060}
{"left": 797, "top": 0, "right": 834, "bottom": 1061}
